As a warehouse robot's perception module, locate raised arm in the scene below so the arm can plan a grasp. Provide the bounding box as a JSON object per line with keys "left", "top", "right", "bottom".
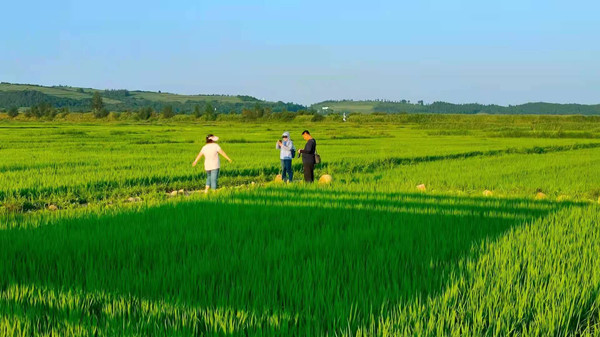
{"left": 218, "top": 149, "right": 232, "bottom": 163}
{"left": 280, "top": 140, "right": 292, "bottom": 151}
{"left": 192, "top": 152, "right": 203, "bottom": 166}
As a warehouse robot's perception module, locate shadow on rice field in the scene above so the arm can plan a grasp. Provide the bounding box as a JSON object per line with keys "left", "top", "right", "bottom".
{"left": 0, "top": 189, "right": 575, "bottom": 335}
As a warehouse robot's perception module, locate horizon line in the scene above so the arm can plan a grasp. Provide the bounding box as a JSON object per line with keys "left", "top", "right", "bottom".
{"left": 2, "top": 81, "right": 599, "bottom": 107}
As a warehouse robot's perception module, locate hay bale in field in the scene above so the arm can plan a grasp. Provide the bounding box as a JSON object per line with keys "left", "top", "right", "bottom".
{"left": 483, "top": 190, "right": 493, "bottom": 197}
{"left": 319, "top": 174, "right": 332, "bottom": 185}
{"left": 416, "top": 184, "right": 426, "bottom": 192}
{"left": 127, "top": 197, "right": 141, "bottom": 202}
{"left": 169, "top": 190, "right": 178, "bottom": 196}
{"left": 47, "top": 204, "right": 58, "bottom": 211}
{"left": 274, "top": 174, "right": 283, "bottom": 183}
{"left": 535, "top": 192, "right": 547, "bottom": 200}
{"left": 178, "top": 189, "right": 184, "bottom": 194}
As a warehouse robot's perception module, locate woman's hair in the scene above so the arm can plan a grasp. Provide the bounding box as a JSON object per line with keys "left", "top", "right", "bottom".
{"left": 206, "top": 134, "right": 214, "bottom": 143}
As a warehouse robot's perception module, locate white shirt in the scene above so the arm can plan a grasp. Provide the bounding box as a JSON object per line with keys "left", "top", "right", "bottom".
{"left": 200, "top": 143, "right": 222, "bottom": 171}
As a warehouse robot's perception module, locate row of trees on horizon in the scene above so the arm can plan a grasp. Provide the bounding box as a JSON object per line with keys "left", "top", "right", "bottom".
{"left": 1, "top": 92, "right": 325, "bottom": 121}
{"left": 2, "top": 87, "right": 600, "bottom": 116}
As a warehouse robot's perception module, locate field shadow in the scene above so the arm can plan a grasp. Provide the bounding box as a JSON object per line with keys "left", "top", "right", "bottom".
{"left": 0, "top": 189, "right": 571, "bottom": 334}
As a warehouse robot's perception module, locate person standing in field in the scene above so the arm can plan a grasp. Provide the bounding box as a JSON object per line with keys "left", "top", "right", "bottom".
{"left": 276, "top": 131, "right": 295, "bottom": 183}
{"left": 192, "top": 134, "right": 232, "bottom": 192}
{"left": 298, "top": 130, "right": 316, "bottom": 182}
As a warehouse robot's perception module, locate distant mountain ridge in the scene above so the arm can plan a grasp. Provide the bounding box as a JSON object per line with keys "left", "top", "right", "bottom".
{"left": 2, "top": 82, "right": 599, "bottom": 115}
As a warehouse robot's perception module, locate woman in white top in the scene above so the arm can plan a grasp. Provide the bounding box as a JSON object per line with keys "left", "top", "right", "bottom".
{"left": 192, "top": 134, "right": 232, "bottom": 192}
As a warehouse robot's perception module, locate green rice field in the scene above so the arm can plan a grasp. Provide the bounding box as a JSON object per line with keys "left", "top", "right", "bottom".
{"left": 1, "top": 115, "right": 600, "bottom": 336}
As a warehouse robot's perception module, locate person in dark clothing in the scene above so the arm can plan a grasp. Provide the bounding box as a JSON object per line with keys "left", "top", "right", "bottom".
{"left": 298, "top": 130, "right": 316, "bottom": 182}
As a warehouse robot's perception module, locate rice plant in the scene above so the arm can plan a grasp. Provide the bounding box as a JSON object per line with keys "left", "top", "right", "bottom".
{"left": 1, "top": 118, "right": 599, "bottom": 336}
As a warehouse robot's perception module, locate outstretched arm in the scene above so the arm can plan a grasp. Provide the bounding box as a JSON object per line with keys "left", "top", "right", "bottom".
{"left": 218, "top": 149, "right": 232, "bottom": 163}
{"left": 192, "top": 152, "right": 203, "bottom": 166}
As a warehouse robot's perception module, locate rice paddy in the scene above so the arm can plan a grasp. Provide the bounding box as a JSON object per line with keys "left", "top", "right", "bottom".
{"left": 1, "top": 115, "right": 599, "bottom": 336}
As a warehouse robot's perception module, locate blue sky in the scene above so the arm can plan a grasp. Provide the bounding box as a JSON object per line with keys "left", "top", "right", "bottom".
{"left": 2, "top": 0, "right": 599, "bottom": 105}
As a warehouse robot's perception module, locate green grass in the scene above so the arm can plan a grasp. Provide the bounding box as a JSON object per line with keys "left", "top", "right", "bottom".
{"left": 1, "top": 121, "right": 598, "bottom": 213}
{"left": 1, "top": 117, "right": 600, "bottom": 336}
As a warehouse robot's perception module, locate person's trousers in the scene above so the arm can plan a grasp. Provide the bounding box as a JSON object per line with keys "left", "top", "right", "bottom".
{"left": 281, "top": 159, "right": 293, "bottom": 182}
{"left": 206, "top": 169, "right": 219, "bottom": 189}
{"left": 302, "top": 161, "right": 315, "bottom": 182}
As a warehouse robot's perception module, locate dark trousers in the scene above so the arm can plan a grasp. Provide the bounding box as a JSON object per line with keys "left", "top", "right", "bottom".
{"left": 281, "top": 159, "right": 293, "bottom": 182}
{"left": 303, "top": 160, "right": 315, "bottom": 182}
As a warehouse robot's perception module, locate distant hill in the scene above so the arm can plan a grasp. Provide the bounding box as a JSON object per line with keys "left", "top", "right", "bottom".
{"left": 3, "top": 82, "right": 599, "bottom": 115}
{"left": 0, "top": 83, "right": 305, "bottom": 113}
{"left": 312, "top": 100, "right": 600, "bottom": 115}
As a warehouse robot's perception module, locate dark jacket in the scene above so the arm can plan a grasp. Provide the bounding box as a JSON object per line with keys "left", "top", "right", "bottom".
{"left": 300, "top": 138, "right": 316, "bottom": 163}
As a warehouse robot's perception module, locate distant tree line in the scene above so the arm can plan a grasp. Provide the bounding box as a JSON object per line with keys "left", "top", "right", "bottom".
{"left": 102, "top": 89, "right": 131, "bottom": 100}
{"left": 241, "top": 103, "right": 323, "bottom": 121}
{"left": 3, "top": 97, "right": 326, "bottom": 122}
{"left": 3, "top": 88, "right": 600, "bottom": 117}
{"left": 17, "top": 102, "right": 70, "bottom": 119}
{"left": 0, "top": 90, "right": 86, "bottom": 110}
{"left": 375, "top": 101, "right": 600, "bottom": 115}
{"left": 316, "top": 100, "right": 600, "bottom": 115}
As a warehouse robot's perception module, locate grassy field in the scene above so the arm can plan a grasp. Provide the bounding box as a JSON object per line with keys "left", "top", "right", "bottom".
{"left": 1, "top": 116, "right": 600, "bottom": 336}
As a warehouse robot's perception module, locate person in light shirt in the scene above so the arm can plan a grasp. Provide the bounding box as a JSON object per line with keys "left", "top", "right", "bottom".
{"left": 276, "top": 131, "right": 295, "bottom": 183}
{"left": 192, "top": 134, "right": 232, "bottom": 192}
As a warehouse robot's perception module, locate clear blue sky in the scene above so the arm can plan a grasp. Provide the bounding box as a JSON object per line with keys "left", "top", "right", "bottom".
{"left": 2, "top": 0, "right": 599, "bottom": 105}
